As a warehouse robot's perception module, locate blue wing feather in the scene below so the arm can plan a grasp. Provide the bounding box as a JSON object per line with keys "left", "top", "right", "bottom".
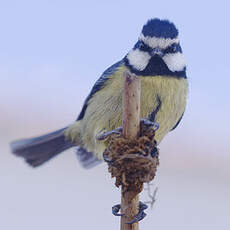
{"left": 77, "top": 60, "right": 123, "bottom": 120}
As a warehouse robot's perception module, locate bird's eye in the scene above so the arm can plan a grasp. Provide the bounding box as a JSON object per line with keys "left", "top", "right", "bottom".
{"left": 171, "top": 44, "right": 177, "bottom": 52}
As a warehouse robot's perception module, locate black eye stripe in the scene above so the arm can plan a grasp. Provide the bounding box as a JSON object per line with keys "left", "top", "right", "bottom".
{"left": 164, "top": 43, "right": 182, "bottom": 54}
{"left": 140, "top": 45, "right": 152, "bottom": 52}
{"left": 134, "top": 41, "right": 182, "bottom": 55}
{"left": 139, "top": 43, "right": 152, "bottom": 52}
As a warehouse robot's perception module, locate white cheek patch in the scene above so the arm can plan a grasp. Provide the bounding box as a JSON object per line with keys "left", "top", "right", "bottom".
{"left": 126, "top": 49, "right": 151, "bottom": 71}
{"left": 163, "top": 52, "right": 186, "bottom": 72}
{"left": 139, "top": 33, "right": 179, "bottom": 49}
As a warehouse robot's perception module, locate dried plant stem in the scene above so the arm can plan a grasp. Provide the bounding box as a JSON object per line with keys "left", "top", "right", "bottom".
{"left": 122, "top": 71, "right": 141, "bottom": 139}
{"left": 120, "top": 71, "right": 141, "bottom": 230}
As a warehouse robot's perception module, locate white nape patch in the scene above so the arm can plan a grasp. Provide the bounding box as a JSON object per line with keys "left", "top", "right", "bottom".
{"left": 126, "top": 49, "right": 151, "bottom": 71}
{"left": 163, "top": 52, "right": 186, "bottom": 72}
{"left": 139, "top": 33, "right": 179, "bottom": 49}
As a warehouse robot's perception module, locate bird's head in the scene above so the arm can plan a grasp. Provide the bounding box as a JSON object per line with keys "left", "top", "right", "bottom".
{"left": 124, "top": 18, "right": 186, "bottom": 78}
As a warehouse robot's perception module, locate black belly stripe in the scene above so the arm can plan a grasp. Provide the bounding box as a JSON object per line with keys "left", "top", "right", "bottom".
{"left": 148, "top": 95, "right": 162, "bottom": 122}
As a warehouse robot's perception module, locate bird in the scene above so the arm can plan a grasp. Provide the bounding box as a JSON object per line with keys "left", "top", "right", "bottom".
{"left": 11, "top": 18, "right": 188, "bottom": 170}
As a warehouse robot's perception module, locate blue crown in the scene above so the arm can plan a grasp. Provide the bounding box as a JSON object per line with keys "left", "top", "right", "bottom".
{"left": 142, "top": 18, "right": 178, "bottom": 39}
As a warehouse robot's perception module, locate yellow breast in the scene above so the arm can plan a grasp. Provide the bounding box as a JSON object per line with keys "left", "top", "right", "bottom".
{"left": 67, "top": 65, "right": 188, "bottom": 159}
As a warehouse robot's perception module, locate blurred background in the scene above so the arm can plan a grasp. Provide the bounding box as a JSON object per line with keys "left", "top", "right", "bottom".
{"left": 0, "top": 0, "right": 229, "bottom": 229}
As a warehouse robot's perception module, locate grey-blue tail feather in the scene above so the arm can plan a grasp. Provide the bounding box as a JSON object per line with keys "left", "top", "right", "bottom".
{"left": 76, "top": 147, "right": 102, "bottom": 169}
{"left": 10, "top": 127, "right": 75, "bottom": 167}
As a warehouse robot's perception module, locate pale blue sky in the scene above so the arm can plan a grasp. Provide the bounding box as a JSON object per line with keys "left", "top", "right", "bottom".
{"left": 0, "top": 1, "right": 229, "bottom": 230}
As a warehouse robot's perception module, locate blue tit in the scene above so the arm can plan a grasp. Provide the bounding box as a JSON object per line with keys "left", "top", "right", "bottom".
{"left": 11, "top": 18, "right": 188, "bottom": 169}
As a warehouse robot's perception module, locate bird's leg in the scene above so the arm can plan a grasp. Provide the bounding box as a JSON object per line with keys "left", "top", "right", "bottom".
{"left": 112, "top": 201, "right": 148, "bottom": 224}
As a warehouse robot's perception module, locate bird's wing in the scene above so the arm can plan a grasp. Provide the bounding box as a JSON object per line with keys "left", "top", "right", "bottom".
{"left": 77, "top": 60, "right": 124, "bottom": 121}
{"left": 170, "top": 113, "right": 184, "bottom": 131}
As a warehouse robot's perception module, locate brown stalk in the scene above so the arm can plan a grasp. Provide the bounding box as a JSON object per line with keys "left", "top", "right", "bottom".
{"left": 120, "top": 71, "right": 141, "bottom": 230}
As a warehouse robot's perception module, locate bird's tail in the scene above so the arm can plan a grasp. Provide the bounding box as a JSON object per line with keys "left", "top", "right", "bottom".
{"left": 10, "top": 127, "right": 75, "bottom": 167}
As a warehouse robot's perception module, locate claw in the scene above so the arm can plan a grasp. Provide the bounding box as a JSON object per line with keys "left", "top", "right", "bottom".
{"left": 140, "top": 119, "right": 159, "bottom": 131}
{"left": 96, "top": 127, "right": 122, "bottom": 141}
{"left": 103, "top": 151, "right": 113, "bottom": 164}
{"left": 126, "top": 211, "right": 146, "bottom": 224}
{"left": 126, "top": 201, "right": 148, "bottom": 224}
{"left": 150, "top": 146, "right": 158, "bottom": 158}
{"left": 139, "top": 201, "right": 148, "bottom": 211}
{"left": 97, "top": 119, "right": 159, "bottom": 141}
{"left": 112, "top": 202, "right": 148, "bottom": 224}
{"left": 112, "top": 204, "right": 123, "bottom": 216}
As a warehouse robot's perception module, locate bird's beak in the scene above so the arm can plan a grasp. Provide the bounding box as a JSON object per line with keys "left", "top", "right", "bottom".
{"left": 151, "top": 47, "right": 164, "bottom": 57}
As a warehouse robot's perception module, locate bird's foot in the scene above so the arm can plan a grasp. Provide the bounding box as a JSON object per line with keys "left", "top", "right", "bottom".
{"left": 112, "top": 204, "right": 123, "bottom": 216}
{"left": 97, "top": 118, "right": 159, "bottom": 163}
{"left": 126, "top": 201, "right": 148, "bottom": 224}
{"left": 140, "top": 119, "right": 159, "bottom": 158}
{"left": 102, "top": 151, "right": 114, "bottom": 164}
{"left": 140, "top": 118, "right": 159, "bottom": 132}
{"left": 96, "top": 128, "right": 122, "bottom": 164}
{"left": 150, "top": 141, "right": 159, "bottom": 158}
{"left": 96, "top": 127, "right": 122, "bottom": 141}
{"left": 96, "top": 119, "right": 159, "bottom": 141}
{"left": 112, "top": 201, "right": 148, "bottom": 224}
